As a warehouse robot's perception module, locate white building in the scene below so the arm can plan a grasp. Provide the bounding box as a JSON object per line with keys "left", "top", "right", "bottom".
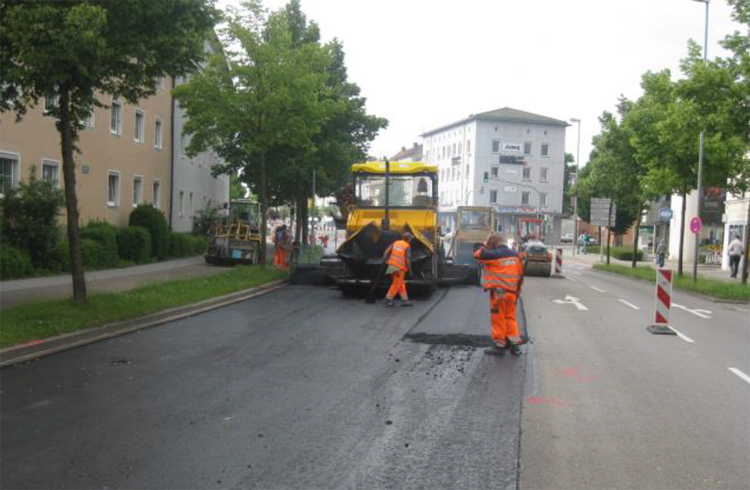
{"left": 422, "top": 107, "right": 568, "bottom": 241}
{"left": 721, "top": 190, "right": 748, "bottom": 271}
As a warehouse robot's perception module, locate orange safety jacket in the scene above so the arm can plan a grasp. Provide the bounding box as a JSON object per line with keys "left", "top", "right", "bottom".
{"left": 474, "top": 249, "right": 523, "bottom": 293}
{"left": 388, "top": 240, "right": 410, "bottom": 272}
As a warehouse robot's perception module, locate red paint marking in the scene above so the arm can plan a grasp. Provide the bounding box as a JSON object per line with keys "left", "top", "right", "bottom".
{"left": 525, "top": 396, "right": 567, "bottom": 407}
{"left": 558, "top": 367, "right": 597, "bottom": 382}
{"left": 657, "top": 285, "right": 671, "bottom": 308}
{"left": 16, "top": 339, "right": 43, "bottom": 347}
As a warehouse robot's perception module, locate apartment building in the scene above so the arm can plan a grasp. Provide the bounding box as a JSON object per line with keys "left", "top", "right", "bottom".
{"left": 422, "top": 107, "right": 568, "bottom": 241}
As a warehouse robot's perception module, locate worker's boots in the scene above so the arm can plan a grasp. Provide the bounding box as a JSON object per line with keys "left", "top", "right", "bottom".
{"left": 384, "top": 298, "right": 395, "bottom": 307}
{"left": 484, "top": 341, "right": 507, "bottom": 356}
{"left": 400, "top": 299, "right": 414, "bottom": 307}
{"left": 508, "top": 343, "right": 522, "bottom": 356}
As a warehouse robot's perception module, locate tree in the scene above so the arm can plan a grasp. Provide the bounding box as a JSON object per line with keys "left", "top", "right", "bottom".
{"left": 230, "top": 173, "right": 247, "bottom": 200}
{"left": 563, "top": 152, "right": 576, "bottom": 217}
{"left": 1, "top": 0, "right": 217, "bottom": 301}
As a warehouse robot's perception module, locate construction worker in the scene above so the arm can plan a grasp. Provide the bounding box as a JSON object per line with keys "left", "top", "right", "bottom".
{"left": 382, "top": 232, "right": 414, "bottom": 307}
{"left": 273, "top": 224, "right": 291, "bottom": 270}
{"left": 474, "top": 232, "right": 524, "bottom": 356}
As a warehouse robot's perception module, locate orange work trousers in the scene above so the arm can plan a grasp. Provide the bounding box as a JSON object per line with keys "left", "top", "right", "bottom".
{"left": 386, "top": 270, "right": 408, "bottom": 300}
{"left": 489, "top": 290, "right": 520, "bottom": 344}
{"left": 274, "top": 247, "right": 288, "bottom": 270}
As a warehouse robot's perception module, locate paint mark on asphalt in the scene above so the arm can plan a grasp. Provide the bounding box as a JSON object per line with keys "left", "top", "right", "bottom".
{"left": 525, "top": 396, "right": 566, "bottom": 407}
{"left": 557, "top": 367, "right": 597, "bottom": 382}
{"left": 668, "top": 326, "right": 695, "bottom": 343}
{"left": 566, "top": 277, "right": 578, "bottom": 282}
{"left": 552, "top": 295, "right": 589, "bottom": 311}
{"left": 728, "top": 367, "right": 750, "bottom": 385}
{"left": 618, "top": 299, "right": 640, "bottom": 310}
{"left": 672, "top": 303, "right": 712, "bottom": 319}
{"left": 733, "top": 307, "right": 749, "bottom": 313}
{"left": 589, "top": 285, "right": 606, "bottom": 293}
{"left": 571, "top": 271, "right": 582, "bottom": 276}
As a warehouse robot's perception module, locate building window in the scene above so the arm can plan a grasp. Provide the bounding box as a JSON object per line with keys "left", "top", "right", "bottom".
{"left": 523, "top": 167, "right": 532, "bottom": 180}
{"left": 540, "top": 167, "right": 549, "bottom": 182}
{"left": 44, "top": 93, "right": 59, "bottom": 115}
{"left": 111, "top": 100, "right": 122, "bottom": 135}
{"left": 521, "top": 191, "right": 530, "bottom": 205}
{"left": 179, "top": 190, "right": 185, "bottom": 217}
{"left": 524, "top": 142, "right": 532, "bottom": 155}
{"left": 153, "top": 180, "right": 161, "bottom": 209}
{"left": 467, "top": 140, "right": 471, "bottom": 154}
{"left": 540, "top": 192, "right": 547, "bottom": 206}
{"left": 492, "top": 140, "right": 500, "bottom": 153}
{"left": 0, "top": 153, "right": 20, "bottom": 196}
{"left": 154, "top": 118, "right": 163, "bottom": 149}
{"left": 134, "top": 109, "right": 145, "bottom": 143}
{"left": 132, "top": 176, "right": 143, "bottom": 207}
{"left": 490, "top": 190, "right": 498, "bottom": 204}
{"left": 491, "top": 166, "right": 499, "bottom": 178}
{"left": 541, "top": 143, "right": 549, "bottom": 157}
{"left": 457, "top": 142, "right": 462, "bottom": 155}
{"left": 108, "top": 171, "right": 120, "bottom": 207}
{"left": 41, "top": 159, "right": 60, "bottom": 187}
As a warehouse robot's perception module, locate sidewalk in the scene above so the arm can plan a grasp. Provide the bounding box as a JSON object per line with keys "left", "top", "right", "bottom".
{"left": 560, "top": 245, "right": 744, "bottom": 284}
{"left": 0, "top": 256, "right": 228, "bottom": 309}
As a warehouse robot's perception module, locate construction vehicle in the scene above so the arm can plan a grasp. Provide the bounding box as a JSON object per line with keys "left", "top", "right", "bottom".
{"left": 325, "top": 161, "right": 448, "bottom": 295}
{"left": 521, "top": 239, "right": 553, "bottom": 277}
{"left": 446, "top": 206, "right": 499, "bottom": 284}
{"left": 204, "top": 199, "right": 263, "bottom": 266}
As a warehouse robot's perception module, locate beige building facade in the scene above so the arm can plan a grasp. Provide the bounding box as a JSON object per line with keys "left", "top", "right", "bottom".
{"left": 1, "top": 82, "right": 172, "bottom": 227}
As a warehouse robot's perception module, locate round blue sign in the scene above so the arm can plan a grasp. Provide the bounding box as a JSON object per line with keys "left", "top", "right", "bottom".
{"left": 659, "top": 207, "right": 673, "bottom": 221}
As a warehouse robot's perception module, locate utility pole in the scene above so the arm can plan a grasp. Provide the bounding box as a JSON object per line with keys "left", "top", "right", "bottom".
{"left": 692, "top": 0, "right": 710, "bottom": 283}
{"left": 570, "top": 118, "right": 581, "bottom": 255}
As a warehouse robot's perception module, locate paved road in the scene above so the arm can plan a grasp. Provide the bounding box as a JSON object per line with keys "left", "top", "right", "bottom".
{"left": 1, "top": 285, "right": 527, "bottom": 490}
{"left": 521, "top": 259, "right": 750, "bottom": 489}
{"left": 0, "top": 257, "right": 227, "bottom": 309}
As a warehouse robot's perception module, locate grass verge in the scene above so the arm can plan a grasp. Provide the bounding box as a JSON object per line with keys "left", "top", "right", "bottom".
{"left": 593, "top": 263, "right": 749, "bottom": 302}
{"left": 1, "top": 265, "right": 287, "bottom": 348}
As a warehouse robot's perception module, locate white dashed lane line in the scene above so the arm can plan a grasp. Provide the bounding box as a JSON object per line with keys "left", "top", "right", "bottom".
{"left": 618, "top": 299, "right": 640, "bottom": 310}
{"left": 668, "top": 326, "right": 695, "bottom": 343}
{"left": 728, "top": 368, "right": 750, "bottom": 385}
{"left": 589, "top": 285, "right": 606, "bottom": 293}
{"left": 566, "top": 276, "right": 578, "bottom": 282}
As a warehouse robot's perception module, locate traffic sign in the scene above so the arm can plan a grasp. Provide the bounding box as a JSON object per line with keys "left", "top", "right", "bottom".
{"left": 590, "top": 198, "right": 616, "bottom": 227}
{"left": 690, "top": 217, "right": 702, "bottom": 234}
{"left": 659, "top": 207, "right": 673, "bottom": 221}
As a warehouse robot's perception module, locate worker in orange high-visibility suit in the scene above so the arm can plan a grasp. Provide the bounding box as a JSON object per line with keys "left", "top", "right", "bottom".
{"left": 474, "top": 232, "right": 525, "bottom": 355}
{"left": 382, "top": 232, "right": 414, "bottom": 307}
{"left": 273, "top": 224, "right": 290, "bottom": 270}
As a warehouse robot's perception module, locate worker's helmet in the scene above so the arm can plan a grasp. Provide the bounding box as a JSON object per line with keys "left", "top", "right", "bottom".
{"left": 402, "top": 231, "right": 414, "bottom": 242}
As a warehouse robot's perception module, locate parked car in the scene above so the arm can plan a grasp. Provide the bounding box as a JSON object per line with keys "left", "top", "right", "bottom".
{"left": 561, "top": 233, "right": 574, "bottom": 243}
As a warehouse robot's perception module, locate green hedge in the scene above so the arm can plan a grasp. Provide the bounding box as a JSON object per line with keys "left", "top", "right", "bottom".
{"left": 129, "top": 205, "right": 169, "bottom": 259}
{"left": 168, "top": 233, "right": 208, "bottom": 258}
{"left": 80, "top": 221, "right": 118, "bottom": 268}
{"left": 587, "top": 245, "right": 643, "bottom": 261}
{"left": 117, "top": 226, "right": 152, "bottom": 264}
{"left": 0, "top": 244, "right": 34, "bottom": 279}
{"left": 57, "top": 238, "right": 112, "bottom": 271}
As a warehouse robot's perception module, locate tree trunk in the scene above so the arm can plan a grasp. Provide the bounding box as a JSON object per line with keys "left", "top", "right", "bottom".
{"left": 260, "top": 151, "right": 268, "bottom": 266}
{"left": 300, "top": 197, "right": 309, "bottom": 246}
{"left": 678, "top": 190, "right": 687, "bottom": 276}
{"left": 58, "top": 89, "right": 87, "bottom": 302}
{"left": 606, "top": 227, "right": 612, "bottom": 265}
{"left": 294, "top": 198, "right": 302, "bottom": 243}
{"left": 742, "top": 193, "right": 750, "bottom": 284}
{"left": 632, "top": 202, "right": 643, "bottom": 269}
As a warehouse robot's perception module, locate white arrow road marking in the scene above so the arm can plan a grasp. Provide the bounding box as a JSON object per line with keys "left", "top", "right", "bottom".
{"left": 618, "top": 299, "right": 640, "bottom": 310}
{"left": 672, "top": 303, "right": 712, "bottom": 319}
{"left": 729, "top": 368, "right": 750, "bottom": 385}
{"left": 552, "top": 295, "right": 589, "bottom": 311}
{"left": 668, "top": 326, "right": 695, "bottom": 343}
{"left": 589, "top": 285, "right": 606, "bottom": 293}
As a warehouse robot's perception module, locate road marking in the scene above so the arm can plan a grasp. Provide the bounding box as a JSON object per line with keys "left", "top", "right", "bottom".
{"left": 668, "top": 326, "right": 695, "bottom": 343}
{"left": 566, "top": 276, "right": 578, "bottom": 282}
{"left": 589, "top": 285, "right": 606, "bottom": 293}
{"left": 728, "top": 368, "right": 750, "bottom": 385}
{"left": 572, "top": 271, "right": 582, "bottom": 276}
{"left": 672, "top": 303, "right": 712, "bottom": 319}
{"left": 552, "top": 295, "right": 589, "bottom": 311}
{"left": 618, "top": 299, "right": 640, "bottom": 310}
{"left": 734, "top": 307, "right": 749, "bottom": 313}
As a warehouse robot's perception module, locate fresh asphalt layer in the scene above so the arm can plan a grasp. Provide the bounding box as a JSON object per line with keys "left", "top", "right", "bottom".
{"left": 1, "top": 285, "right": 527, "bottom": 490}
{"left": 521, "top": 262, "right": 750, "bottom": 490}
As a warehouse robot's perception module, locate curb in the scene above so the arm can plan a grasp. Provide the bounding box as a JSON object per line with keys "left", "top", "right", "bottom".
{"left": 0, "top": 279, "right": 288, "bottom": 368}
{"left": 590, "top": 268, "right": 749, "bottom": 305}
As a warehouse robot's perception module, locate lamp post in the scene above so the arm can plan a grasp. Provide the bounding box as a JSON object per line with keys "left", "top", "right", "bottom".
{"left": 570, "top": 118, "right": 581, "bottom": 255}
{"left": 692, "top": 0, "right": 709, "bottom": 283}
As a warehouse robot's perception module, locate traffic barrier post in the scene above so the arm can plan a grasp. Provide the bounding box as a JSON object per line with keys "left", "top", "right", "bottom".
{"left": 647, "top": 268, "right": 677, "bottom": 335}
{"left": 550, "top": 247, "right": 564, "bottom": 277}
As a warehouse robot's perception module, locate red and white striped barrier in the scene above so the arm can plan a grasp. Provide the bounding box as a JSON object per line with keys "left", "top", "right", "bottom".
{"left": 647, "top": 269, "right": 677, "bottom": 335}
{"left": 554, "top": 248, "right": 563, "bottom": 275}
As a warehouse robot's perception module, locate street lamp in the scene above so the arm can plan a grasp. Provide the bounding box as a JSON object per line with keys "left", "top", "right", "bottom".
{"left": 570, "top": 118, "right": 581, "bottom": 255}
{"left": 692, "top": 0, "right": 709, "bottom": 283}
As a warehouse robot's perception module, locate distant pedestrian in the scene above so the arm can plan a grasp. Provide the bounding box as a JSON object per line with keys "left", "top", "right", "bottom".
{"left": 728, "top": 235, "right": 743, "bottom": 279}
{"left": 273, "top": 224, "right": 292, "bottom": 270}
{"left": 382, "top": 232, "right": 413, "bottom": 307}
{"left": 656, "top": 239, "right": 667, "bottom": 268}
{"left": 474, "top": 232, "right": 524, "bottom": 356}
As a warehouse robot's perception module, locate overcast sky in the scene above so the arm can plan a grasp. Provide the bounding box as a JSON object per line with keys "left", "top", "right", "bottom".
{"left": 220, "top": 0, "right": 742, "bottom": 167}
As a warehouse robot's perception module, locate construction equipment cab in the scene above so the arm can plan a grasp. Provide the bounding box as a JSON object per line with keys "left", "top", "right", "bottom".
{"left": 204, "top": 199, "right": 263, "bottom": 265}
{"left": 333, "top": 161, "right": 442, "bottom": 295}
{"left": 446, "top": 206, "right": 499, "bottom": 284}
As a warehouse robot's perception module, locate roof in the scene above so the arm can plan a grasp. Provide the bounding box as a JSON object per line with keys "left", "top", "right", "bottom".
{"left": 390, "top": 143, "right": 423, "bottom": 162}
{"left": 351, "top": 161, "right": 438, "bottom": 175}
{"left": 421, "top": 107, "right": 569, "bottom": 136}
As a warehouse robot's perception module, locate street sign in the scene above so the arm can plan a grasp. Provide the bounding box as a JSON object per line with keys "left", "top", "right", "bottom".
{"left": 690, "top": 217, "right": 702, "bottom": 234}
{"left": 659, "top": 207, "right": 673, "bottom": 221}
{"left": 590, "top": 198, "right": 616, "bottom": 227}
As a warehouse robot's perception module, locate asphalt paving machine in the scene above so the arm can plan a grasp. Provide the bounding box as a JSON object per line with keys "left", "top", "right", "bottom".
{"left": 445, "top": 206, "right": 499, "bottom": 284}
{"left": 204, "top": 199, "right": 263, "bottom": 266}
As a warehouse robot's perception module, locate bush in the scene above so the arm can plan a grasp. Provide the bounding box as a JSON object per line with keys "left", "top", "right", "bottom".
{"left": 129, "top": 205, "right": 169, "bottom": 259}
{"left": 0, "top": 244, "right": 34, "bottom": 279}
{"left": 117, "top": 227, "right": 152, "bottom": 264}
{"left": 80, "top": 221, "right": 118, "bottom": 268}
{"left": 0, "top": 167, "right": 64, "bottom": 270}
{"left": 192, "top": 205, "right": 222, "bottom": 236}
{"left": 189, "top": 235, "right": 208, "bottom": 255}
{"left": 587, "top": 245, "right": 643, "bottom": 261}
{"left": 168, "top": 233, "right": 208, "bottom": 258}
{"left": 57, "top": 238, "right": 110, "bottom": 270}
